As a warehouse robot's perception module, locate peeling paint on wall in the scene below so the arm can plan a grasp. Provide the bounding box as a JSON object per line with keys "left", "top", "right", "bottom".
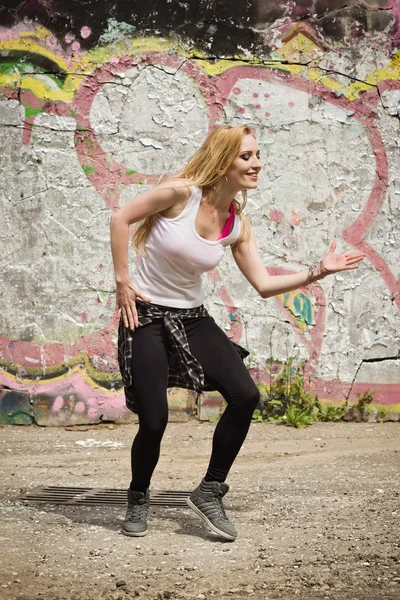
{"left": 0, "top": 5, "right": 399, "bottom": 425}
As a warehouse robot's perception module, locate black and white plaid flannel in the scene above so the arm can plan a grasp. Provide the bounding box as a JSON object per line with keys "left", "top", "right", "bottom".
{"left": 118, "top": 300, "right": 249, "bottom": 413}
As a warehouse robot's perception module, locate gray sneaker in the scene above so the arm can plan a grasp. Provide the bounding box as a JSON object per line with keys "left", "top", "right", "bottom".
{"left": 186, "top": 479, "right": 237, "bottom": 541}
{"left": 121, "top": 489, "right": 150, "bottom": 537}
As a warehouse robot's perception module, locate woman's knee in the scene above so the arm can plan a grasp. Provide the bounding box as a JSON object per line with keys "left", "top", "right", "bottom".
{"left": 138, "top": 413, "right": 168, "bottom": 439}
{"left": 230, "top": 383, "right": 260, "bottom": 413}
{"left": 246, "top": 385, "right": 261, "bottom": 410}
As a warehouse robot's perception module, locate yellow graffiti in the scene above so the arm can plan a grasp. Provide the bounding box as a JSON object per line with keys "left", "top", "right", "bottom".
{"left": 0, "top": 364, "right": 121, "bottom": 396}
{"left": 17, "top": 24, "right": 58, "bottom": 42}
{"left": 84, "top": 35, "right": 178, "bottom": 67}
{"left": 278, "top": 290, "right": 314, "bottom": 332}
{"left": 274, "top": 31, "right": 400, "bottom": 100}
{"left": 0, "top": 352, "right": 121, "bottom": 386}
{"left": 0, "top": 37, "right": 84, "bottom": 101}
{"left": 1, "top": 24, "right": 400, "bottom": 106}
{"left": 198, "top": 33, "right": 400, "bottom": 101}
{"left": 275, "top": 31, "right": 325, "bottom": 62}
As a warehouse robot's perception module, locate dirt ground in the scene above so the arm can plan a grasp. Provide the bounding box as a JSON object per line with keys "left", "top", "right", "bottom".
{"left": 0, "top": 421, "right": 399, "bottom": 600}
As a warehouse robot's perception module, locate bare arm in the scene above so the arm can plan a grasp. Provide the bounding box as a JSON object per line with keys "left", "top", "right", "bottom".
{"left": 110, "top": 184, "right": 185, "bottom": 282}
{"left": 110, "top": 182, "right": 190, "bottom": 328}
{"left": 232, "top": 229, "right": 365, "bottom": 299}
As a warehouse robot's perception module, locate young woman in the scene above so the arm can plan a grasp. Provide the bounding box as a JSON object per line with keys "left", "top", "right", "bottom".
{"left": 110, "top": 125, "right": 365, "bottom": 541}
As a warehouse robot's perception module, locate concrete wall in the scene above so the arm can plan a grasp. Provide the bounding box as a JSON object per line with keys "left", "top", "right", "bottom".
{"left": 0, "top": 1, "right": 399, "bottom": 425}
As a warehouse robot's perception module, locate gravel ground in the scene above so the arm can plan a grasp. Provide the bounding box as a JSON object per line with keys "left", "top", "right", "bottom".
{"left": 0, "top": 421, "right": 399, "bottom": 600}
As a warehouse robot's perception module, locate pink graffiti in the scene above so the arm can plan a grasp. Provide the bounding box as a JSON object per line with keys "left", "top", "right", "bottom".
{"left": 249, "top": 364, "right": 400, "bottom": 405}
{"left": 1, "top": 369, "right": 127, "bottom": 423}
{"left": 68, "top": 54, "right": 211, "bottom": 208}
{"left": 266, "top": 267, "right": 326, "bottom": 365}
{"left": 274, "top": 1, "right": 400, "bottom": 49}
{"left": 80, "top": 26, "right": 91, "bottom": 39}
{"left": 0, "top": 318, "right": 119, "bottom": 373}
{"left": 204, "top": 65, "right": 399, "bottom": 311}
{"left": 207, "top": 269, "right": 243, "bottom": 343}
{"left": 269, "top": 209, "right": 284, "bottom": 223}
{"left": 291, "top": 211, "right": 302, "bottom": 226}
{"left": 52, "top": 395, "right": 64, "bottom": 412}
{"left": 0, "top": 39, "right": 399, "bottom": 411}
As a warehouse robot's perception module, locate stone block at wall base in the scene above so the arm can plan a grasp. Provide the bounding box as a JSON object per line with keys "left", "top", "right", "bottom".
{"left": 198, "top": 391, "right": 225, "bottom": 421}
{"left": 166, "top": 388, "right": 197, "bottom": 422}
{"left": 12, "top": 387, "right": 197, "bottom": 426}
{"left": 0, "top": 389, "right": 32, "bottom": 425}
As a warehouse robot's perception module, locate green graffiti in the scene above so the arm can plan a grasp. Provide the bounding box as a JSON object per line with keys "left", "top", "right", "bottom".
{"left": 283, "top": 291, "right": 313, "bottom": 331}
{"left": 0, "top": 58, "right": 65, "bottom": 88}
{"left": 24, "top": 105, "right": 42, "bottom": 120}
{"left": 81, "top": 164, "right": 95, "bottom": 177}
{"left": 99, "top": 18, "right": 136, "bottom": 45}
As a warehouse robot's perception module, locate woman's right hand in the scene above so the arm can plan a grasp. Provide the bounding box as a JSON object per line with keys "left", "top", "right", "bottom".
{"left": 113, "top": 280, "right": 150, "bottom": 330}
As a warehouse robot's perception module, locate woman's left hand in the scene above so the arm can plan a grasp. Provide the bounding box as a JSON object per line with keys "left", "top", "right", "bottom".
{"left": 320, "top": 241, "right": 366, "bottom": 275}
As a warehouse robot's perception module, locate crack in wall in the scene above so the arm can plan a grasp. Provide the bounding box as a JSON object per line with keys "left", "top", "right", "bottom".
{"left": 3, "top": 57, "right": 381, "bottom": 89}
{"left": 313, "top": 3, "right": 356, "bottom": 21}
{"left": 2, "top": 0, "right": 399, "bottom": 64}
{"left": 376, "top": 84, "right": 400, "bottom": 120}
{"left": 346, "top": 352, "right": 399, "bottom": 403}
{"left": 312, "top": 3, "right": 396, "bottom": 22}
{"left": 1, "top": 21, "right": 398, "bottom": 416}
{"left": 362, "top": 354, "right": 400, "bottom": 363}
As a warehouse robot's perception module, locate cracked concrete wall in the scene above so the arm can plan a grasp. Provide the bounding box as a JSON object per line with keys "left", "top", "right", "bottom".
{"left": 0, "top": 2, "right": 399, "bottom": 425}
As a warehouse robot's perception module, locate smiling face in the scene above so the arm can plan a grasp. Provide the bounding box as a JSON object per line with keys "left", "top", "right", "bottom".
{"left": 225, "top": 133, "right": 262, "bottom": 190}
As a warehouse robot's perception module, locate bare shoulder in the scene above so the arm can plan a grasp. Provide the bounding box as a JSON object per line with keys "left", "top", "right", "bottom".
{"left": 156, "top": 178, "right": 192, "bottom": 198}
{"left": 157, "top": 178, "right": 193, "bottom": 218}
{"left": 113, "top": 177, "right": 194, "bottom": 225}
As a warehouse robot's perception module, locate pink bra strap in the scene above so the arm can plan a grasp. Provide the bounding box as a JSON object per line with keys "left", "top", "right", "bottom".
{"left": 218, "top": 203, "right": 235, "bottom": 240}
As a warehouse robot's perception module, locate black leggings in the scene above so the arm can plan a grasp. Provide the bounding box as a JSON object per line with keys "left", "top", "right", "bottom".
{"left": 128, "top": 316, "right": 260, "bottom": 492}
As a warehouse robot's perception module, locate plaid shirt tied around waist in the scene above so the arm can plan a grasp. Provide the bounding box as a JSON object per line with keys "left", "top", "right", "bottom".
{"left": 117, "top": 300, "right": 249, "bottom": 414}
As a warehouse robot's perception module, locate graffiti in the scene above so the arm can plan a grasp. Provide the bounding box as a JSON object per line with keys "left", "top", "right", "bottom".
{"left": 281, "top": 291, "right": 313, "bottom": 333}
{"left": 2, "top": 1, "right": 400, "bottom": 56}
{"left": 0, "top": 16, "right": 399, "bottom": 425}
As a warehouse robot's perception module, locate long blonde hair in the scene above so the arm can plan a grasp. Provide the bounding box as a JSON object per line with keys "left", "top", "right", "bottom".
{"left": 132, "top": 125, "right": 253, "bottom": 254}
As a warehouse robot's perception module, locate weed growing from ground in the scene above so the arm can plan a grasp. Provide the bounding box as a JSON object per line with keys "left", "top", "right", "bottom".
{"left": 343, "top": 390, "right": 375, "bottom": 422}
{"left": 255, "top": 357, "right": 323, "bottom": 428}
{"left": 252, "top": 352, "right": 374, "bottom": 428}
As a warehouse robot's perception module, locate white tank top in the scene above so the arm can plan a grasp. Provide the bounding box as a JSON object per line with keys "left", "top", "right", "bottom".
{"left": 132, "top": 186, "right": 241, "bottom": 308}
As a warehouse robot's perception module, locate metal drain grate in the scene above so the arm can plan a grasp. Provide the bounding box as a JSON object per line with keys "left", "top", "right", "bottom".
{"left": 19, "top": 486, "right": 190, "bottom": 507}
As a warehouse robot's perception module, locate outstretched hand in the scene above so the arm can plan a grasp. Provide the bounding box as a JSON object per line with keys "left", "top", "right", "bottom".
{"left": 321, "top": 241, "right": 366, "bottom": 275}
{"left": 113, "top": 281, "right": 150, "bottom": 330}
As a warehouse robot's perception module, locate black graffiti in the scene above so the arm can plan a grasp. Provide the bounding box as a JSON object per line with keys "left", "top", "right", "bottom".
{"left": 0, "top": 0, "right": 397, "bottom": 55}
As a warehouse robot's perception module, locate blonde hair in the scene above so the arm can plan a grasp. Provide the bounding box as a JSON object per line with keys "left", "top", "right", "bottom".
{"left": 132, "top": 125, "right": 254, "bottom": 254}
